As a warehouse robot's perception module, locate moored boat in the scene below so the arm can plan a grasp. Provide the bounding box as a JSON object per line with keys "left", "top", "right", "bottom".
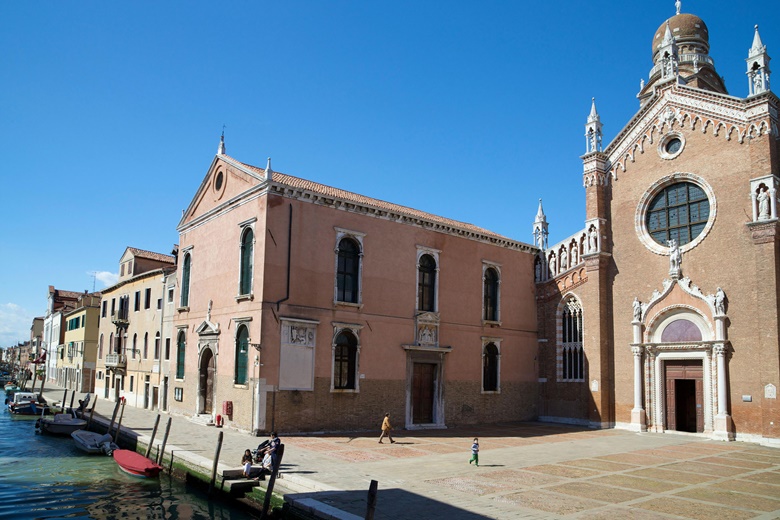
{"left": 35, "top": 411, "right": 87, "bottom": 435}
{"left": 113, "top": 449, "right": 163, "bottom": 478}
{"left": 71, "top": 430, "right": 118, "bottom": 455}
{"left": 7, "top": 392, "right": 46, "bottom": 415}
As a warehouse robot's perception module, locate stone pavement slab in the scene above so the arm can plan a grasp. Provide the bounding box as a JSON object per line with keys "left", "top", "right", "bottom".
{"left": 37, "top": 385, "right": 780, "bottom": 519}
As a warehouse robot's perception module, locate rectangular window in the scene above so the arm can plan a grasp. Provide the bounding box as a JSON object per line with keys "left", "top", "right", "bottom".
{"left": 102, "top": 301, "right": 107, "bottom": 318}
{"left": 165, "top": 338, "right": 171, "bottom": 360}
{"left": 134, "top": 291, "right": 140, "bottom": 312}
{"left": 157, "top": 298, "right": 162, "bottom": 310}
{"left": 154, "top": 337, "right": 160, "bottom": 360}
{"left": 167, "top": 288, "right": 174, "bottom": 303}
{"left": 111, "top": 298, "right": 116, "bottom": 316}
{"left": 144, "top": 288, "right": 151, "bottom": 309}
{"left": 174, "top": 387, "right": 183, "bottom": 401}
{"left": 129, "top": 375, "right": 134, "bottom": 392}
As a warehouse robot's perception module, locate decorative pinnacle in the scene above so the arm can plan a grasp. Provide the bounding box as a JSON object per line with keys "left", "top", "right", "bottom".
{"left": 217, "top": 131, "right": 226, "bottom": 155}
{"left": 675, "top": 0, "right": 681, "bottom": 16}
{"left": 265, "top": 157, "right": 273, "bottom": 179}
{"left": 751, "top": 25, "right": 765, "bottom": 53}
{"left": 535, "top": 199, "right": 546, "bottom": 223}
{"left": 587, "top": 97, "right": 600, "bottom": 123}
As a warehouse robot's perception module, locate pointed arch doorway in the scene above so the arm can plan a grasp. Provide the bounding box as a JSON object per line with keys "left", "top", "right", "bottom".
{"left": 199, "top": 348, "right": 215, "bottom": 415}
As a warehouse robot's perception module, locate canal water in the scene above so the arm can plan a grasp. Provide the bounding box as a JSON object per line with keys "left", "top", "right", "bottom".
{"left": 0, "top": 410, "right": 259, "bottom": 519}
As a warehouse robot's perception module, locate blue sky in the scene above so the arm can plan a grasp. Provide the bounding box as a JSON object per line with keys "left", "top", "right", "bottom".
{"left": 1, "top": 1, "right": 777, "bottom": 347}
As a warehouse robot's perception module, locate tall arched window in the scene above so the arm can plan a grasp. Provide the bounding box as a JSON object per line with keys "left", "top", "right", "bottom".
{"left": 336, "top": 238, "right": 360, "bottom": 303}
{"left": 483, "top": 267, "right": 499, "bottom": 321}
{"left": 98, "top": 334, "right": 103, "bottom": 359}
{"left": 418, "top": 254, "right": 437, "bottom": 312}
{"left": 239, "top": 228, "right": 254, "bottom": 296}
{"left": 176, "top": 331, "right": 186, "bottom": 379}
{"left": 154, "top": 332, "right": 161, "bottom": 360}
{"left": 132, "top": 334, "right": 137, "bottom": 359}
{"left": 483, "top": 343, "right": 499, "bottom": 392}
{"left": 561, "top": 298, "right": 584, "bottom": 381}
{"left": 333, "top": 330, "right": 357, "bottom": 390}
{"left": 143, "top": 332, "right": 149, "bottom": 359}
{"left": 109, "top": 333, "right": 114, "bottom": 355}
{"left": 180, "top": 253, "right": 191, "bottom": 307}
{"left": 235, "top": 325, "right": 249, "bottom": 385}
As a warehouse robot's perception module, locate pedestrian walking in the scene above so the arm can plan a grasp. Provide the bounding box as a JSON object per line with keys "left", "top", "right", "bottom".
{"left": 469, "top": 437, "right": 479, "bottom": 466}
{"left": 378, "top": 413, "right": 395, "bottom": 444}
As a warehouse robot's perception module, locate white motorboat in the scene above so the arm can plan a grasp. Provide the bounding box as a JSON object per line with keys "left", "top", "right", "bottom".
{"left": 71, "top": 430, "right": 118, "bottom": 455}
{"left": 35, "top": 411, "right": 87, "bottom": 436}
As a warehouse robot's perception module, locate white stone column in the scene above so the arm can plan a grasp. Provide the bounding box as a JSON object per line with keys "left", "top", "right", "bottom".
{"left": 630, "top": 345, "right": 647, "bottom": 431}
{"left": 751, "top": 192, "right": 758, "bottom": 221}
{"left": 770, "top": 188, "right": 778, "bottom": 219}
{"left": 713, "top": 343, "right": 734, "bottom": 440}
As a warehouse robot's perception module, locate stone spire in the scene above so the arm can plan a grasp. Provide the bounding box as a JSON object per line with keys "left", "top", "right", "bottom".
{"left": 657, "top": 22, "right": 679, "bottom": 81}
{"left": 217, "top": 131, "right": 226, "bottom": 155}
{"left": 585, "top": 98, "right": 603, "bottom": 154}
{"left": 533, "top": 199, "right": 549, "bottom": 251}
{"left": 747, "top": 25, "right": 771, "bottom": 96}
{"left": 264, "top": 157, "right": 273, "bottom": 181}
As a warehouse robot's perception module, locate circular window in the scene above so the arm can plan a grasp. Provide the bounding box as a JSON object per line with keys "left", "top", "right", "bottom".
{"left": 646, "top": 182, "right": 710, "bottom": 246}
{"left": 636, "top": 173, "right": 716, "bottom": 255}
{"left": 215, "top": 171, "right": 224, "bottom": 191}
{"left": 658, "top": 132, "right": 685, "bottom": 160}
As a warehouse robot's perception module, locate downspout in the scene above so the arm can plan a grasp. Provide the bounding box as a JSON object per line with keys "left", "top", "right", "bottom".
{"left": 271, "top": 203, "right": 292, "bottom": 433}
{"left": 274, "top": 203, "right": 293, "bottom": 311}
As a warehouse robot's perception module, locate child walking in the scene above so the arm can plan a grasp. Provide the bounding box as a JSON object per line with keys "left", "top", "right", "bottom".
{"left": 469, "top": 437, "right": 479, "bottom": 467}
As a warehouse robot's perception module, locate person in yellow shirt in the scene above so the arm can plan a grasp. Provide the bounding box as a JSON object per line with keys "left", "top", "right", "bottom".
{"left": 378, "top": 413, "right": 396, "bottom": 444}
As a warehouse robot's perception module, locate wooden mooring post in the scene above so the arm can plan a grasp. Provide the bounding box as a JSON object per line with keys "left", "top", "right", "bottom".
{"left": 107, "top": 401, "right": 120, "bottom": 435}
{"left": 157, "top": 417, "right": 172, "bottom": 465}
{"left": 259, "top": 444, "right": 285, "bottom": 520}
{"left": 365, "top": 479, "right": 378, "bottom": 520}
{"left": 208, "top": 431, "right": 224, "bottom": 496}
{"left": 87, "top": 396, "right": 98, "bottom": 429}
{"left": 145, "top": 414, "right": 161, "bottom": 458}
{"left": 113, "top": 400, "right": 126, "bottom": 443}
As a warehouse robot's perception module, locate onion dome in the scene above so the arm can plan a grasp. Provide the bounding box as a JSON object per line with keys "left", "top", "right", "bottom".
{"left": 652, "top": 13, "right": 710, "bottom": 58}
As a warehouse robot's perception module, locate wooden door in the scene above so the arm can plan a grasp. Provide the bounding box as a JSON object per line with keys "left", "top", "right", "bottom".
{"left": 665, "top": 360, "right": 704, "bottom": 433}
{"left": 199, "top": 349, "right": 215, "bottom": 414}
{"left": 412, "top": 363, "right": 435, "bottom": 424}
{"left": 665, "top": 377, "right": 676, "bottom": 431}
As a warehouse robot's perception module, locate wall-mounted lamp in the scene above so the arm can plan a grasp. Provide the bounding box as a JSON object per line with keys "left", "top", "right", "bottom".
{"left": 250, "top": 343, "right": 262, "bottom": 352}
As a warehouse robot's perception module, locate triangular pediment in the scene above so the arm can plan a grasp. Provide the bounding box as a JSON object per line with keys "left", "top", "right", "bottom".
{"left": 177, "top": 155, "right": 267, "bottom": 230}
{"left": 195, "top": 319, "right": 220, "bottom": 335}
{"left": 604, "top": 83, "right": 777, "bottom": 181}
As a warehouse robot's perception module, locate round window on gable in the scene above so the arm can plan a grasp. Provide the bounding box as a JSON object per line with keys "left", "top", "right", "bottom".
{"left": 215, "top": 171, "right": 224, "bottom": 191}
{"left": 213, "top": 170, "right": 226, "bottom": 200}
{"left": 658, "top": 132, "right": 685, "bottom": 160}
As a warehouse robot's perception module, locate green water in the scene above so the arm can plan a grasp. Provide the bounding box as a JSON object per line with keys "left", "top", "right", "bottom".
{"left": 0, "top": 411, "right": 258, "bottom": 519}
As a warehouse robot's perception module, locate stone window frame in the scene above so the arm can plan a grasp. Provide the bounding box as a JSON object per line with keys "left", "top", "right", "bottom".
{"left": 635, "top": 172, "right": 717, "bottom": 256}
{"left": 482, "top": 262, "right": 501, "bottom": 325}
{"left": 179, "top": 247, "right": 193, "bottom": 310}
{"left": 657, "top": 131, "right": 686, "bottom": 161}
{"left": 237, "top": 218, "right": 256, "bottom": 302}
{"left": 330, "top": 322, "right": 363, "bottom": 393}
{"left": 175, "top": 328, "right": 187, "bottom": 380}
{"left": 481, "top": 337, "right": 501, "bottom": 394}
{"left": 333, "top": 228, "right": 365, "bottom": 307}
{"left": 416, "top": 246, "right": 441, "bottom": 313}
{"left": 557, "top": 294, "right": 585, "bottom": 383}
{"left": 234, "top": 322, "right": 250, "bottom": 387}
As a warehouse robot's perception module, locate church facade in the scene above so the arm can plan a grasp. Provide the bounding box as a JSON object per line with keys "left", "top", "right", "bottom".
{"left": 535, "top": 7, "right": 778, "bottom": 445}
{"left": 168, "top": 5, "right": 778, "bottom": 445}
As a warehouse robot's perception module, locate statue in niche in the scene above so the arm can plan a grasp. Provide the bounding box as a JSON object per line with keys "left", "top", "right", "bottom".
{"left": 753, "top": 72, "right": 764, "bottom": 92}
{"left": 632, "top": 297, "right": 642, "bottom": 322}
{"left": 560, "top": 248, "right": 567, "bottom": 270}
{"left": 549, "top": 254, "right": 557, "bottom": 276}
{"left": 758, "top": 185, "right": 771, "bottom": 220}
{"left": 714, "top": 287, "right": 726, "bottom": 315}
{"left": 571, "top": 245, "right": 578, "bottom": 266}
{"left": 419, "top": 327, "right": 434, "bottom": 344}
{"left": 668, "top": 239, "right": 682, "bottom": 273}
{"left": 589, "top": 227, "right": 598, "bottom": 252}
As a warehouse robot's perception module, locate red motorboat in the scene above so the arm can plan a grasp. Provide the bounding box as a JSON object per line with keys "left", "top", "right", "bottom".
{"left": 113, "top": 449, "right": 163, "bottom": 478}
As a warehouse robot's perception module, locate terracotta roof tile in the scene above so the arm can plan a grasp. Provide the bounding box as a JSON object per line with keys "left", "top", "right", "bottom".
{"left": 127, "top": 247, "right": 176, "bottom": 264}
{"left": 228, "top": 156, "right": 509, "bottom": 241}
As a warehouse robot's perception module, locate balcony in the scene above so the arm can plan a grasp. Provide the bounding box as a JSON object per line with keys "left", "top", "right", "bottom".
{"left": 105, "top": 354, "right": 126, "bottom": 369}
{"left": 111, "top": 311, "right": 129, "bottom": 327}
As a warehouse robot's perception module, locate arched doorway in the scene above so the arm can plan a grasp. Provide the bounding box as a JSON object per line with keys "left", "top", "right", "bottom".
{"left": 199, "top": 348, "right": 215, "bottom": 414}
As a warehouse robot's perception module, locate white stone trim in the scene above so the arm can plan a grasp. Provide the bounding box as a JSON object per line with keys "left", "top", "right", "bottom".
{"left": 416, "top": 246, "right": 440, "bottom": 313}
{"left": 330, "top": 323, "right": 362, "bottom": 393}
{"left": 481, "top": 262, "right": 501, "bottom": 323}
{"left": 333, "top": 229, "right": 365, "bottom": 306}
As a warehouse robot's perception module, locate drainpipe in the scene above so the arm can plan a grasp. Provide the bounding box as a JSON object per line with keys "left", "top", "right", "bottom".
{"left": 274, "top": 204, "right": 293, "bottom": 311}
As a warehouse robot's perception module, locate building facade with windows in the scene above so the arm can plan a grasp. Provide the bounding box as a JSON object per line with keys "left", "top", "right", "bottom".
{"left": 535, "top": 7, "right": 779, "bottom": 445}
{"left": 59, "top": 292, "right": 101, "bottom": 392}
{"left": 42, "top": 286, "right": 81, "bottom": 384}
{"left": 94, "top": 247, "right": 176, "bottom": 411}
{"left": 172, "top": 139, "right": 539, "bottom": 433}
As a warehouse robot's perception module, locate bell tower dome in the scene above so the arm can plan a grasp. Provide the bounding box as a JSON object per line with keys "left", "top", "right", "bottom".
{"left": 638, "top": 1, "right": 727, "bottom": 104}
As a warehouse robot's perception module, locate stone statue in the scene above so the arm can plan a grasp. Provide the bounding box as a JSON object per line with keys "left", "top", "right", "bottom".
{"left": 714, "top": 287, "right": 725, "bottom": 315}
{"left": 589, "top": 227, "right": 598, "bottom": 252}
{"left": 207, "top": 299, "right": 213, "bottom": 322}
{"left": 675, "top": 0, "right": 681, "bottom": 15}
{"left": 668, "top": 239, "right": 681, "bottom": 273}
{"left": 758, "top": 185, "right": 771, "bottom": 220}
{"left": 571, "top": 245, "right": 578, "bottom": 266}
{"left": 549, "top": 254, "right": 557, "bottom": 276}
{"left": 632, "top": 297, "right": 642, "bottom": 322}
{"left": 560, "top": 248, "right": 567, "bottom": 270}
{"left": 640, "top": 78, "right": 645, "bottom": 90}
{"left": 753, "top": 72, "right": 764, "bottom": 92}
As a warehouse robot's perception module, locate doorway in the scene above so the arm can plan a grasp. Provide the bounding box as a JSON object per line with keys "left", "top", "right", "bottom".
{"left": 412, "top": 363, "right": 435, "bottom": 424}
{"left": 665, "top": 360, "right": 703, "bottom": 433}
{"left": 199, "top": 348, "right": 215, "bottom": 414}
